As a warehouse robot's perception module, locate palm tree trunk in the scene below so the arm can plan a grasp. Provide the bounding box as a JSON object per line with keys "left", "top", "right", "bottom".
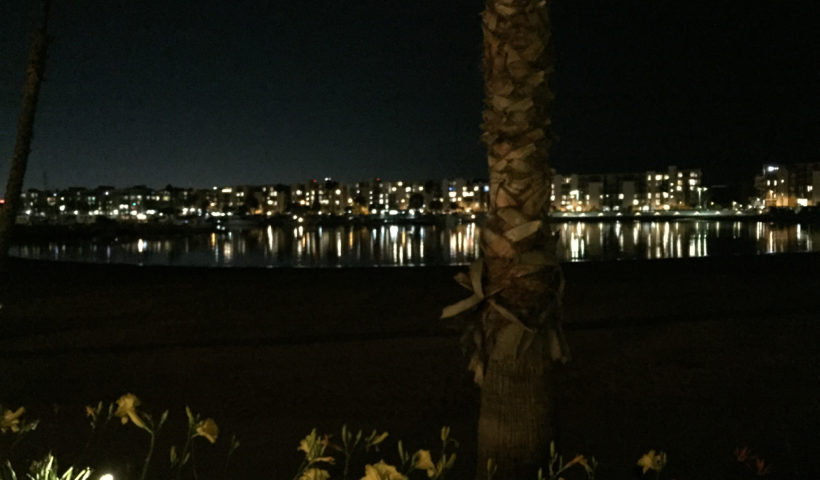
{"left": 474, "top": 0, "right": 568, "bottom": 478}
{"left": 0, "top": 0, "right": 52, "bottom": 263}
{"left": 477, "top": 334, "right": 555, "bottom": 479}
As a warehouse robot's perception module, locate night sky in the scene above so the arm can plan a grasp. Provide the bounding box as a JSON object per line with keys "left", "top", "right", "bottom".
{"left": 1, "top": 0, "right": 818, "bottom": 193}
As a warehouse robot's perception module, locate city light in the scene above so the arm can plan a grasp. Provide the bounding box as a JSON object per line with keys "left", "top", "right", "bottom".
{"left": 11, "top": 162, "right": 820, "bottom": 224}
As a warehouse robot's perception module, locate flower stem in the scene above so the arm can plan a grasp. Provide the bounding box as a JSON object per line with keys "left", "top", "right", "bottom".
{"left": 138, "top": 431, "right": 155, "bottom": 480}
{"left": 191, "top": 441, "right": 199, "bottom": 480}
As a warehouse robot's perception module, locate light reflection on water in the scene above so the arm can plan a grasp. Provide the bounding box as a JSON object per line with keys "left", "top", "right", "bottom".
{"left": 10, "top": 220, "right": 820, "bottom": 267}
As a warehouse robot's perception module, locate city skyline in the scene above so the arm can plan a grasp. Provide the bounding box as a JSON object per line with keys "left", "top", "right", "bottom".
{"left": 2, "top": 1, "right": 818, "bottom": 193}
{"left": 14, "top": 162, "right": 820, "bottom": 220}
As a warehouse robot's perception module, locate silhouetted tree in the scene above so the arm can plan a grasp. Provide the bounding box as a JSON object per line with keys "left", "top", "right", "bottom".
{"left": 0, "top": 0, "right": 51, "bottom": 263}
{"left": 242, "top": 193, "right": 260, "bottom": 215}
{"left": 408, "top": 192, "right": 425, "bottom": 210}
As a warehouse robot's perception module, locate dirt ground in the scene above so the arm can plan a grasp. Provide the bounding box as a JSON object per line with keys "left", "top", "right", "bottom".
{"left": 0, "top": 255, "right": 818, "bottom": 479}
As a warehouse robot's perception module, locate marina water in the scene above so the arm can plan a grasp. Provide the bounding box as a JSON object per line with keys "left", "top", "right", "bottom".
{"left": 11, "top": 219, "right": 819, "bottom": 267}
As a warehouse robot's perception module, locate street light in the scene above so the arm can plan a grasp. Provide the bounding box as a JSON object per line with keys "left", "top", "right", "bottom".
{"left": 695, "top": 186, "right": 709, "bottom": 210}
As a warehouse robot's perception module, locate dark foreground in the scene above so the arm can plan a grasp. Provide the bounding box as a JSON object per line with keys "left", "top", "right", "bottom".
{"left": 0, "top": 255, "right": 818, "bottom": 479}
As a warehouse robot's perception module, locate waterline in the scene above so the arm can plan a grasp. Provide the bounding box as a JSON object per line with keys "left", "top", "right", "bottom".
{"left": 11, "top": 220, "right": 819, "bottom": 267}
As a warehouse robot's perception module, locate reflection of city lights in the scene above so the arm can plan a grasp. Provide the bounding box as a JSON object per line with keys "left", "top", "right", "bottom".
{"left": 10, "top": 219, "right": 820, "bottom": 267}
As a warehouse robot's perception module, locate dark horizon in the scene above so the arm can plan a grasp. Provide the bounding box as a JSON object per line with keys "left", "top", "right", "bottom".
{"left": 2, "top": 1, "right": 818, "bottom": 193}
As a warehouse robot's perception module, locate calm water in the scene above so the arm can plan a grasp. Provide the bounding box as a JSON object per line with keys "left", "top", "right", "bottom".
{"left": 10, "top": 220, "right": 820, "bottom": 267}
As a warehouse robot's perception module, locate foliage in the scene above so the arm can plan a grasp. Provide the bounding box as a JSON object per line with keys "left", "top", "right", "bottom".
{"left": 734, "top": 447, "right": 773, "bottom": 477}
{"left": 1, "top": 394, "right": 235, "bottom": 480}
{"left": 11, "top": 454, "right": 91, "bottom": 480}
{"left": 294, "top": 426, "right": 458, "bottom": 480}
{"left": 484, "top": 442, "right": 595, "bottom": 480}
{"left": 1, "top": 398, "right": 780, "bottom": 479}
{"left": 169, "top": 406, "right": 221, "bottom": 480}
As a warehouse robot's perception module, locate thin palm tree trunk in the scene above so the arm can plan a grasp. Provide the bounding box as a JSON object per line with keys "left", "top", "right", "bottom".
{"left": 0, "top": 0, "right": 52, "bottom": 263}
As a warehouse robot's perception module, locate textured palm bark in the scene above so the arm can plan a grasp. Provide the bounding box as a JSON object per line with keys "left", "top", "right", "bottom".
{"left": 477, "top": 335, "right": 554, "bottom": 479}
{"left": 0, "top": 0, "right": 51, "bottom": 262}
{"left": 475, "top": 0, "right": 566, "bottom": 478}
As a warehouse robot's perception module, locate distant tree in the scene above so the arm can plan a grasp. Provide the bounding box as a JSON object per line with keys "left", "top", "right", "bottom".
{"left": 442, "top": 1, "right": 568, "bottom": 478}
{"left": 424, "top": 179, "right": 440, "bottom": 195}
{"left": 243, "top": 193, "right": 260, "bottom": 215}
{"left": 408, "top": 192, "right": 425, "bottom": 210}
{"left": 0, "top": 0, "right": 51, "bottom": 262}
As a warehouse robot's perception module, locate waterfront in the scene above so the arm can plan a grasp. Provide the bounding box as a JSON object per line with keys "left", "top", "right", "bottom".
{"left": 10, "top": 219, "right": 819, "bottom": 267}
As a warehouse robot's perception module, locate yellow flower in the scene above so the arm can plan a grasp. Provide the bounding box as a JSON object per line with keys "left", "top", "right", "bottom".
{"left": 299, "top": 468, "right": 330, "bottom": 480}
{"left": 636, "top": 450, "right": 667, "bottom": 475}
{"left": 85, "top": 405, "right": 97, "bottom": 421}
{"left": 114, "top": 393, "right": 147, "bottom": 430}
{"left": 361, "top": 461, "right": 406, "bottom": 480}
{"left": 1, "top": 407, "right": 25, "bottom": 433}
{"left": 735, "top": 446, "right": 753, "bottom": 462}
{"left": 195, "top": 418, "right": 219, "bottom": 444}
{"left": 413, "top": 450, "right": 436, "bottom": 478}
{"left": 754, "top": 457, "right": 772, "bottom": 476}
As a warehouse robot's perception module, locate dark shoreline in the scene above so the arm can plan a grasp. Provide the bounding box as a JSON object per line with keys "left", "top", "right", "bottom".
{"left": 2, "top": 253, "right": 818, "bottom": 354}
{"left": 0, "top": 255, "right": 818, "bottom": 479}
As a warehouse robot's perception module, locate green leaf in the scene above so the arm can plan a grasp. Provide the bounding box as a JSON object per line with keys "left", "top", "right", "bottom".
{"left": 158, "top": 409, "right": 169, "bottom": 428}
{"left": 185, "top": 406, "right": 195, "bottom": 426}
{"left": 367, "top": 430, "right": 388, "bottom": 447}
{"left": 440, "top": 426, "right": 450, "bottom": 443}
{"left": 2, "top": 460, "right": 18, "bottom": 480}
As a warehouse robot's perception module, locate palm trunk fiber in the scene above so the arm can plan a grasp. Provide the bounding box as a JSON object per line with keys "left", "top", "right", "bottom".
{"left": 477, "top": 335, "right": 554, "bottom": 479}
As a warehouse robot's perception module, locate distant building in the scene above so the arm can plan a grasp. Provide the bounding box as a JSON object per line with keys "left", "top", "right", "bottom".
{"left": 754, "top": 163, "right": 820, "bottom": 208}
{"left": 12, "top": 165, "right": 729, "bottom": 224}
{"left": 551, "top": 166, "right": 703, "bottom": 212}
